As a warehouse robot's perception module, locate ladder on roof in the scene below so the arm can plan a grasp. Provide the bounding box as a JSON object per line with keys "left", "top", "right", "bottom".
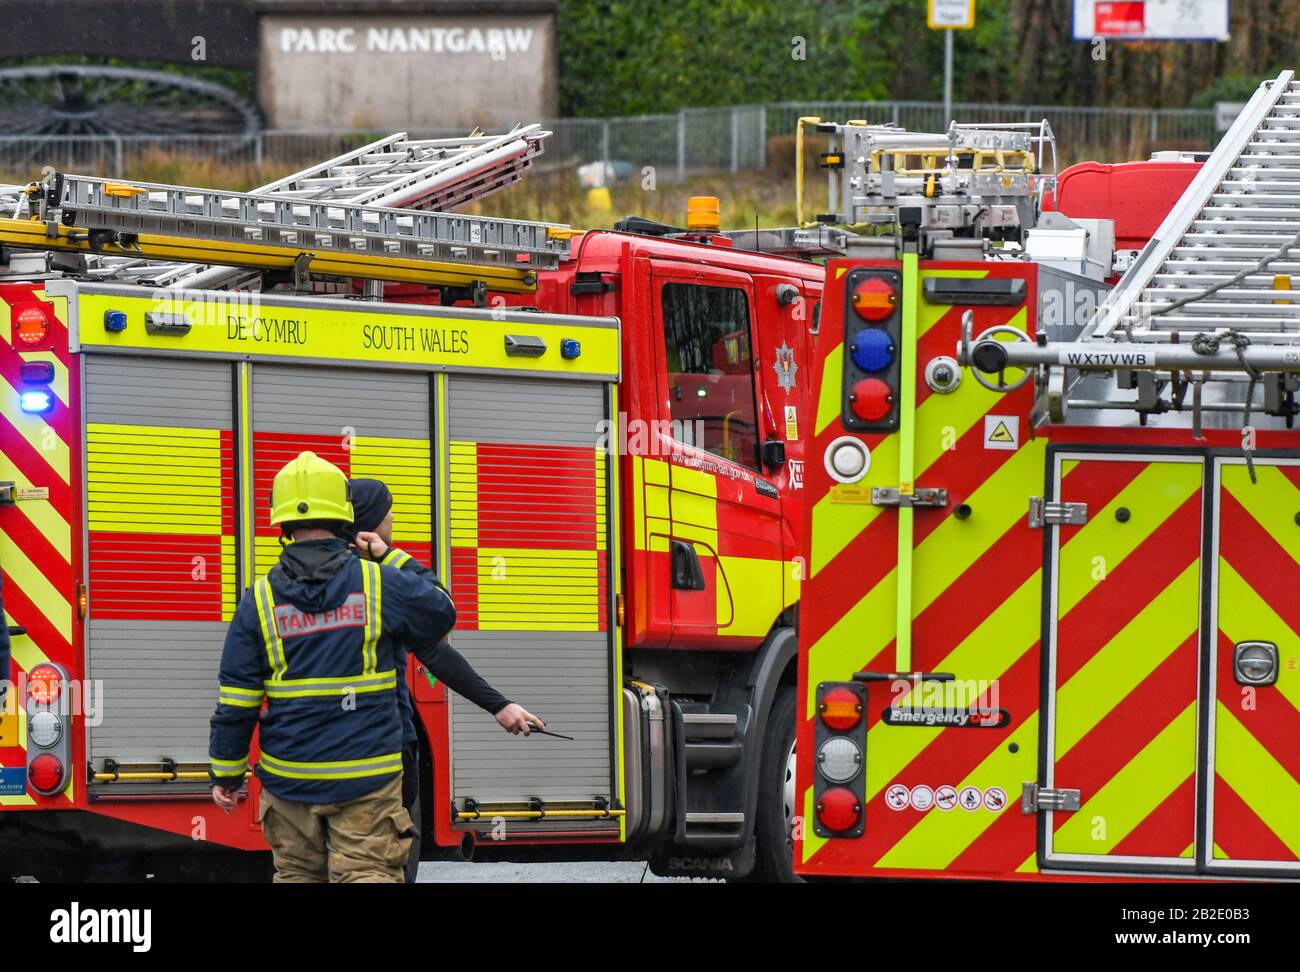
{"left": 1087, "top": 70, "right": 1300, "bottom": 344}
{"left": 254, "top": 126, "right": 548, "bottom": 211}
{"left": 0, "top": 126, "right": 560, "bottom": 291}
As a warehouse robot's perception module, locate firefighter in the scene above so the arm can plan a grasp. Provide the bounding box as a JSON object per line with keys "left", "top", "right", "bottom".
{"left": 347, "top": 478, "right": 542, "bottom": 883}
{"left": 208, "top": 452, "right": 456, "bottom": 883}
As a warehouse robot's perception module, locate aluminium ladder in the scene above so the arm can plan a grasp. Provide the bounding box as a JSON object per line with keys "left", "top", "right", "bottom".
{"left": 1087, "top": 70, "right": 1300, "bottom": 345}
{"left": 1, "top": 126, "right": 557, "bottom": 289}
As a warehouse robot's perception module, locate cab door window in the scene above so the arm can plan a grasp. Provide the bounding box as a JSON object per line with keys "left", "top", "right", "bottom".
{"left": 660, "top": 283, "right": 758, "bottom": 470}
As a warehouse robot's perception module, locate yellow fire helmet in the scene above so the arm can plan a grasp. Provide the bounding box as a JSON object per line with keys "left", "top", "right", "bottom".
{"left": 269, "top": 451, "right": 354, "bottom": 526}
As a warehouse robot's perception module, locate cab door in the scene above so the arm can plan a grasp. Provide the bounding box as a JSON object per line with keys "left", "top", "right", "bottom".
{"left": 1206, "top": 457, "right": 1300, "bottom": 875}
{"left": 650, "top": 263, "right": 785, "bottom": 647}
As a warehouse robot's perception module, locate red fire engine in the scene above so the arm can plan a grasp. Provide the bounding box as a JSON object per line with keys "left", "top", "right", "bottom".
{"left": 797, "top": 73, "right": 1300, "bottom": 881}
{"left": 0, "top": 129, "right": 821, "bottom": 881}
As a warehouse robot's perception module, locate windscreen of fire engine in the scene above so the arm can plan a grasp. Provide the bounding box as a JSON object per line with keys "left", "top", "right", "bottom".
{"left": 661, "top": 283, "right": 758, "bottom": 470}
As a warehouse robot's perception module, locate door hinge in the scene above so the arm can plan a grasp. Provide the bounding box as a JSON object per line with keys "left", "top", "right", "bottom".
{"left": 1028, "top": 497, "right": 1087, "bottom": 528}
{"left": 0, "top": 481, "right": 13, "bottom": 506}
{"left": 872, "top": 486, "right": 948, "bottom": 508}
{"left": 1021, "top": 782, "right": 1080, "bottom": 814}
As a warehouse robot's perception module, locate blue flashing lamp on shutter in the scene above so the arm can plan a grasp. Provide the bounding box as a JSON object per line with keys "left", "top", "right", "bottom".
{"left": 104, "top": 310, "right": 128, "bottom": 333}
{"left": 560, "top": 338, "right": 582, "bottom": 359}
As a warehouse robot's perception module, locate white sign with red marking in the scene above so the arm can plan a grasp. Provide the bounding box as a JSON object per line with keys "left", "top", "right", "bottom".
{"left": 983, "top": 786, "right": 1008, "bottom": 812}
{"left": 934, "top": 785, "right": 958, "bottom": 811}
{"left": 909, "top": 784, "right": 935, "bottom": 811}
{"left": 885, "top": 784, "right": 910, "bottom": 811}
{"left": 959, "top": 785, "right": 982, "bottom": 811}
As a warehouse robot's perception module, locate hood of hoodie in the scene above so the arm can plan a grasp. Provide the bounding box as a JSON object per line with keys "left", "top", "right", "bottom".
{"left": 268, "top": 538, "right": 356, "bottom": 613}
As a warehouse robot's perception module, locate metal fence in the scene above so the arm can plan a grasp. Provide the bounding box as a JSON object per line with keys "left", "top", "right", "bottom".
{"left": 0, "top": 100, "right": 1222, "bottom": 187}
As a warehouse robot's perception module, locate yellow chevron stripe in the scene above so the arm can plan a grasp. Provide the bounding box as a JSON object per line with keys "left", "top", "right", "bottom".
{"left": 0, "top": 527, "right": 71, "bottom": 646}
{"left": 1053, "top": 704, "right": 1197, "bottom": 855}
{"left": 0, "top": 446, "right": 70, "bottom": 553}
{"left": 864, "top": 572, "right": 1041, "bottom": 800}
{"left": 1057, "top": 460, "right": 1201, "bottom": 616}
{"left": 912, "top": 440, "right": 1043, "bottom": 611}
{"left": 807, "top": 440, "right": 1045, "bottom": 720}
{"left": 809, "top": 308, "right": 1028, "bottom": 577}
{"left": 876, "top": 712, "right": 1039, "bottom": 869}
{"left": 0, "top": 384, "right": 69, "bottom": 482}
{"left": 1216, "top": 561, "right": 1300, "bottom": 714}
{"left": 1054, "top": 562, "right": 1200, "bottom": 757}
{"left": 1221, "top": 463, "right": 1300, "bottom": 571}
{"left": 814, "top": 343, "right": 844, "bottom": 437}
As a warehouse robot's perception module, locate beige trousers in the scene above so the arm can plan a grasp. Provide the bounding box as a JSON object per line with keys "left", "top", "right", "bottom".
{"left": 258, "top": 775, "right": 414, "bottom": 883}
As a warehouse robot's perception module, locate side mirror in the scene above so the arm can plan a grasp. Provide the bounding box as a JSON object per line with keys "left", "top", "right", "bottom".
{"left": 759, "top": 439, "right": 786, "bottom": 470}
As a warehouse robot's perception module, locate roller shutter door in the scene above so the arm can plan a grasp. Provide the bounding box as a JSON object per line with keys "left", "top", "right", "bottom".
{"left": 446, "top": 375, "right": 614, "bottom": 807}
{"left": 83, "top": 355, "right": 235, "bottom": 768}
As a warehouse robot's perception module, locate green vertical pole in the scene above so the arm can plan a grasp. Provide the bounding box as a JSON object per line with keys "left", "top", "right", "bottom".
{"left": 895, "top": 252, "right": 920, "bottom": 671}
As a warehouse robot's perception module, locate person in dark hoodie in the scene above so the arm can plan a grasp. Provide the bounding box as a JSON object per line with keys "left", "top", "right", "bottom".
{"left": 208, "top": 452, "right": 456, "bottom": 883}
{"left": 348, "top": 478, "right": 541, "bottom": 883}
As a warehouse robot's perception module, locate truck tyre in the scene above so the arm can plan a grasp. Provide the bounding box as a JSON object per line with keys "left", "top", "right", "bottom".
{"left": 751, "top": 686, "right": 802, "bottom": 883}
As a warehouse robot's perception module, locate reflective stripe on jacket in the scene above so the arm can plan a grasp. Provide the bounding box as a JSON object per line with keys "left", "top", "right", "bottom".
{"left": 209, "top": 544, "right": 455, "bottom": 803}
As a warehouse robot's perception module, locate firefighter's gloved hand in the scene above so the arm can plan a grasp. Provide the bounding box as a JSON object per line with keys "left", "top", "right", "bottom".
{"left": 212, "top": 784, "right": 239, "bottom": 814}
{"left": 496, "top": 703, "right": 542, "bottom": 735}
{"left": 352, "top": 531, "right": 389, "bottom": 562}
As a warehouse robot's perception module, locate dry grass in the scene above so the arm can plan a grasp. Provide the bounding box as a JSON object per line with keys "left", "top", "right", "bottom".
{"left": 1, "top": 134, "right": 1178, "bottom": 231}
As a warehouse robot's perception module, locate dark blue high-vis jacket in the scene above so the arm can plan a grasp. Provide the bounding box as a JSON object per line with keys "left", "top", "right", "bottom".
{"left": 208, "top": 539, "right": 455, "bottom": 804}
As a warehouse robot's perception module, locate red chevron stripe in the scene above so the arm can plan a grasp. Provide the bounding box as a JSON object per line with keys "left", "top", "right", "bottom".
{"left": 1110, "top": 774, "right": 1196, "bottom": 858}
{"left": 1053, "top": 474, "right": 1197, "bottom": 686}
{"left": 1214, "top": 631, "right": 1300, "bottom": 785}
{"left": 803, "top": 381, "right": 1036, "bottom": 649}
{"left": 0, "top": 345, "right": 75, "bottom": 445}
{"left": 829, "top": 457, "right": 1186, "bottom": 870}
{"left": 0, "top": 572, "right": 71, "bottom": 662}
{"left": 803, "top": 514, "right": 897, "bottom": 649}
{"left": 946, "top": 797, "right": 1038, "bottom": 874}
{"left": 1281, "top": 465, "right": 1300, "bottom": 491}
{"left": 0, "top": 503, "right": 74, "bottom": 596}
{"left": 911, "top": 525, "right": 1041, "bottom": 667}
{"left": 0, "top": 409, "right": 72, "bottom": 515}
{"left": 1054, "top": 632, "right": 1198, "bottom": 828}
{"left": 860, "top": 645, "right": 1040, "bottom": 866}
{"left": 1218, "top": 490, "right": 1300, "bottom": 641}
{"left": 914, "top": 303, "right": 970, "bottom": 409}
{"left": 1212, "top": 773, "right": 1298, "bottom": 862}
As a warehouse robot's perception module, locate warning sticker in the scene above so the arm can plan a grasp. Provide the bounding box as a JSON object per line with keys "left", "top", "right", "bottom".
{"left": 828, "top": 484, "right": 873, "bottom": 505}
{"left": 934, "top": 785, "right": 958, "bottom": 811}
{"left": 885, "top": 784, "right": 910, "bottom": 811}
{"left": 983, "top": 415, "right": 1019, "bottom": 451}
{"left": 784, "top": 405, "right": 799, "bottom": 440}
{"left": 958, "top": 785, "right": 983, "bottom": 812}
{"left": 983, "top": 786, "right": 1008, "bottom": 813}
{"left": 909, "top": 784, "right": 935, "bottom": 811}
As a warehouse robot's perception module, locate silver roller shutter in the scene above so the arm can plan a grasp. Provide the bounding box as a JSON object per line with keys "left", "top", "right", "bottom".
{"left": 83, "top": 355, "right": 235, "bottom": 768}
{"left": 446, "top": 375, "right": 615, "bottom": 807}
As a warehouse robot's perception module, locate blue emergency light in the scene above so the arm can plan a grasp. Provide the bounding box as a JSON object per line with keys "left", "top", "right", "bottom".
{"left": 20, "top": 391, "right": 53, "bottom": 414}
